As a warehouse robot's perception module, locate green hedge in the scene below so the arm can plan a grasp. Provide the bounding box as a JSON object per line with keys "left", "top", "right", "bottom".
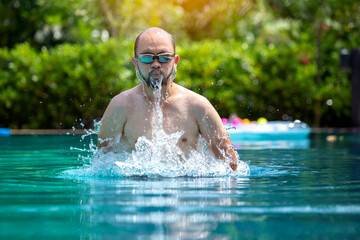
{"left": 0, "top": 40, "right": 136, "bottom": 129}
{"left": 178, "top": 40, "right": 350, "bottom": 126}
{"left": 0, "top": 39, "right": 351, "bottom": 129}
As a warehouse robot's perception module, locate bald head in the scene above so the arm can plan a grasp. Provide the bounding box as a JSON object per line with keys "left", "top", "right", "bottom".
{"left": 134, "top": 27, "right": 175, "bottom": 56}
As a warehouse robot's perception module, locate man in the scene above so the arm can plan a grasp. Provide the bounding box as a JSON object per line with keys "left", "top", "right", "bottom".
{"left": 97, "top": 27, "right": 238, "bottom": 170}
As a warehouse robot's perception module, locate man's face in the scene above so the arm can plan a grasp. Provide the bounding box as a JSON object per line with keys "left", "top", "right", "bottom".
{"left": 133, "top": 30, "right": 178, "bottom": 89}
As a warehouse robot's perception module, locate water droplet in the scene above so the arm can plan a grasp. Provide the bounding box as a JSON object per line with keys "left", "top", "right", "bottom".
{"left": 326, "top": 99, "right": 333, "bottom": 106}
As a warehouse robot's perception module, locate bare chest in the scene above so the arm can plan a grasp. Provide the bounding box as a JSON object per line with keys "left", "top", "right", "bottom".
{"left": 123, "top": 103, "right": 199, "bottom": 151}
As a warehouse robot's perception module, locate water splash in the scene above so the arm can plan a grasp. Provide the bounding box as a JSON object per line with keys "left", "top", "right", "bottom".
{"left": 64, "top": 79, "right": 250, "bottom": 178}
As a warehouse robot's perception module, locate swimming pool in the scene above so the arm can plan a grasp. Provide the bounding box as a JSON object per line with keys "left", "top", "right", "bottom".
{"left": 1, "top": 133, "right": 359, "bottom": 239}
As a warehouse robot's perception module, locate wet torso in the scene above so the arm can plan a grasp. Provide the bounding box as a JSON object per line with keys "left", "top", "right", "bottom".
{"left": 121, "top": 85, "right": 201, "bottom": 153}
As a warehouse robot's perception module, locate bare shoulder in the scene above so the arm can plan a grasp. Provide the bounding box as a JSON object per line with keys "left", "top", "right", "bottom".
{"left": 173, "top": 84, "right": 222, "bottom": 125}
{"left": 98, "top": 85, "right": 141, "bottom": 142}
{"left": 174, "top": 84, "right": 212, "bottom": 111}
{"left": 106, "top": 85, "right": 141, "bottom": 111}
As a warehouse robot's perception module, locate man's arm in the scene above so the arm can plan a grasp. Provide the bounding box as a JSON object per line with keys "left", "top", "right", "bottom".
{"left": 97, "top": 94, "right": 127, "bottom": 149}
{"left": 194, "top": 97, "right": 238, "bottom": 171}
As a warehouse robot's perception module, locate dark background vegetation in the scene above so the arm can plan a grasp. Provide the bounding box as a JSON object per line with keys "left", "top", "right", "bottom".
{"left": 0, "top": 0, "right": 359, "bottom": 129}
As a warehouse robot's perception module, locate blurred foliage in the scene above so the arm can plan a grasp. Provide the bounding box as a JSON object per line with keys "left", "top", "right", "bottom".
{"left": 267, "top": 0, "right": 360, "bottom": 125}
{"left": 179, "top": 39, "right": 350, "bottom": 127}
{"left": 91, "top": 0, "right": 256, "bottom": 40}
{"left": 0, "top": 0, "right": 101, "bottom": 49}
{"left": 0, "top": 40, "right": 135, "bottom": 128}
{"left": 0, "top": 38, "right": 351, "bottom": 128}
{"left": 0, "top": 0, "right": 359, "bottom": 128}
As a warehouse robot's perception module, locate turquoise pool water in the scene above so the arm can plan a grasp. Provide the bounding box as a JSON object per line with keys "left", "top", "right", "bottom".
{"left": 1, "top": 134, "right": 360, "bottom": 239}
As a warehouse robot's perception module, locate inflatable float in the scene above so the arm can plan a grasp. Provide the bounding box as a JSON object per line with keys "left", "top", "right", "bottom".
{"left": 223, "top": 118, "right": 311, "bottom": 141}
{"left": 0, "top": 128, "right": 11, "bottom": 137}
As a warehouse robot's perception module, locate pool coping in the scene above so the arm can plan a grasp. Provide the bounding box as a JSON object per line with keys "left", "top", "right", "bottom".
{"left": 311, "top": 127, "right": 360, "bottom": 134}
{"left": 5, "top": 127, "right": 360, "bottom": 135}
{"left": 10, "top": 129, "right": 86, "bottom": 135}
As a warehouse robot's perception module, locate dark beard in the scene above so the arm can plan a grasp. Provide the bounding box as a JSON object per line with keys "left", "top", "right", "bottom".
{"left": 139, "top": 68, "right": 173, "bottom": 90}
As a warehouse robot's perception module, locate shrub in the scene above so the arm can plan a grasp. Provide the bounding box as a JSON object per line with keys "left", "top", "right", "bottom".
{"left": 0, "top": 39, "right": 351, "bottom": 128}
{"left": 0, "top": 40, "right": 136, "bottom": 128}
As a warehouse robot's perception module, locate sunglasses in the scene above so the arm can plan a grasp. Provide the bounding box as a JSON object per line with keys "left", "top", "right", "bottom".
{"left": 136, "top": 53, "right": 175, "bottom": 64}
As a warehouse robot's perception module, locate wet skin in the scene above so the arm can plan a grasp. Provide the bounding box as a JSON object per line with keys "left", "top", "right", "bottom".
{"left": 97, "top": 28, "right": 238, "bottom": 170}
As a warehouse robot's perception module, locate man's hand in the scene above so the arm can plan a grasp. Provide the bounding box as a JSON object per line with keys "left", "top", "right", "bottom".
{"left": 193, "top": 97, "right": 238, "bottom": 171}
